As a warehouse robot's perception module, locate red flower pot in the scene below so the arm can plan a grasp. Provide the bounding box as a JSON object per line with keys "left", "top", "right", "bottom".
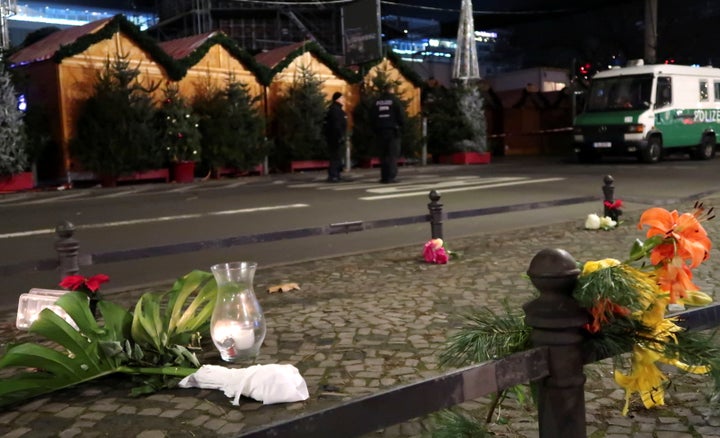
{"left": 440, "top": 152, "right": 491, "bottom": 165}
{"left": 0, "top": 172, "right": 33, "bottom": 192}
{"left": 173, "top": 161, "right": 196, "bottom": 183}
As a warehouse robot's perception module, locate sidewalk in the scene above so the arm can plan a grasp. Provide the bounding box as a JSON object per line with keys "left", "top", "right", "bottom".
{"left": 1, "top": 196, "right": 720, "bottom": 437}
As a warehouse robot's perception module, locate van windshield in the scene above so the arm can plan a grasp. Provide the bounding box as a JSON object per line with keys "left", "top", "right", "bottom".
{"left": 586, "top": 74, "right": 653, "bottom": 112}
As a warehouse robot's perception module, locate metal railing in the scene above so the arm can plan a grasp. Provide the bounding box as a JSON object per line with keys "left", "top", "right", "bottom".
{"left": 238, "top": 247, "right": 720, "bottom": 437}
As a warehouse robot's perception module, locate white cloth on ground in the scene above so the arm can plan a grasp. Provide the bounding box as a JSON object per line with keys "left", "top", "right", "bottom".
{"left": 178, "top": 363, "right": 310, "bottom": 405}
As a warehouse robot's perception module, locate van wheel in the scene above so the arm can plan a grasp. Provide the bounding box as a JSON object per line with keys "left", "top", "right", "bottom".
{"left": 692, "top": 136, "right": 716, "bottom": 160}
{"left": 640, "top": 138, "right": 662, "bottom": 163}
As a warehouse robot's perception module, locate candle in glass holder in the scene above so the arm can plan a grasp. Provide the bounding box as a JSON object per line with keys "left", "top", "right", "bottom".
{"left": 212, "top": 320, "right": 255, "bottom": 352}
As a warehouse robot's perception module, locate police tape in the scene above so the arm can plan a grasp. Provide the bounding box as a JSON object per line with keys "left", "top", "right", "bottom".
{"left": 487, "top": 127, "right": 573, "bottom": 138}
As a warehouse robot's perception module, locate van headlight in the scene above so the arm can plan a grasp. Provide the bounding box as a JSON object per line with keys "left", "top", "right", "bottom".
{"left": 573, "top": 126, "right": 584, "bottom": 142}
{"left": 626, "top": 124, "right": 645, "bottom": 133}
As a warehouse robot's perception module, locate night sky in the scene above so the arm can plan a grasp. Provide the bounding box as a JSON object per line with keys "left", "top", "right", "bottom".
{"left": 39, "top": 0, "right": 720, "bottom": 68}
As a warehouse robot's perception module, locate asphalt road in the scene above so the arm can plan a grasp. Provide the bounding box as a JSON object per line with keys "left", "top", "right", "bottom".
{"left": 2, "top": 154, "right": 720, "bottom": 312}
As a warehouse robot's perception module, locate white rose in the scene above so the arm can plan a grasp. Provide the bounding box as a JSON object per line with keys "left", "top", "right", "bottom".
{"left": 600, "top": 216, "right": 617, "bottom": 229}
{"left": 585, "top": 213, "right": 601, "bottom": 230}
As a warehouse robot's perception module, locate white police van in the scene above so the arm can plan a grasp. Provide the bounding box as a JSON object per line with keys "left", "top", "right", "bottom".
{"left": 573, "top": 62, "right": 720, "bottom": 163}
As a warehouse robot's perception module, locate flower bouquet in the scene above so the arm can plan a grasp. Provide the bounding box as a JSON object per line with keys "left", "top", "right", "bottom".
{"left": 436, "top": 203, "right": 719, "bottom": 435}
{"left": 423, "top": 238, "right": 459, "bottom": 264}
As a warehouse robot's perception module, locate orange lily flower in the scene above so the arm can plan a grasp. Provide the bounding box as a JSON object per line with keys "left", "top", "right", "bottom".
{"left": 586, "top": 298, "right": 631, "bottom": 333}
{"left": 637, "top": 207, "right": 711, "bottom": 268}
{"left": 656, "top": 257, "right": 700, "bottom": 303}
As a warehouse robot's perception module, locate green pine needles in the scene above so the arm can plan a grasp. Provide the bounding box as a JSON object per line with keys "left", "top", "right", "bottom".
{"left": 71, "top": 54, "right": 163, "bottom": 179}
{"left": 157, "top": 83, "right": 202, "bottom": 163}
{"left": 193, "top": 75, "right": 266, "bottom": 172}
{"left": 0, "top": 65, "right": 28, "bottom": 175}
{"left": 439, "top": 303, "right": 531, "bottom": 368}
{"left": 271, "top": 65, "right": 327, "bottom": 167}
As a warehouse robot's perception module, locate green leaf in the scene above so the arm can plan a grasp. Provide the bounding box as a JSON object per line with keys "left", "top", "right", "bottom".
{"left": 132, "top": 270, "right": 216, "bottom": 353}
{"left": 0, "top": 271, "right": 215, "bottom": 408}
{"left": 0, "top": 293, "right": 131, "bottom": 408}
{"left": 627, "top": 238, "right": 646, "bottom": 262}
{"left": 626, "top": 235, "right": 666, "bottom": 263}
{"left": 131, "top": 292, "right": 164, "bottom": 351}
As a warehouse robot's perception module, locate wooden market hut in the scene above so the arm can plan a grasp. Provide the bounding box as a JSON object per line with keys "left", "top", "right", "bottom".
{"left": 495, "top": 86, "right": 573, "bottom": 156}
{"left": 8, "top": 14, "right": 180, "bottom": 184}
{"left": 158, "top": 31, "right": 268, "bottom": 108}
{"left": 358, "top": 50, "right": 424, "bottom": 118}
{"left": 255, "top": 40, "right": 357, "bottom": 119}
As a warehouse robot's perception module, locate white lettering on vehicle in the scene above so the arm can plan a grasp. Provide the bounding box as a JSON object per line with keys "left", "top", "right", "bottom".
{"left": 694, "top": 109, "right": 720, "bottom": 122}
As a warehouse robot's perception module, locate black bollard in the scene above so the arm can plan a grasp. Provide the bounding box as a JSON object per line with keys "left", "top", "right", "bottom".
{"left": 523, "top": 248, "right": 589, "bottom": 438}
{"left": 602, "top": 175, "right": 619, "bottom": 221}
{"left": 427, "top": 190, "right": 443, "bottom": 239}
{"left": 55, "top": 220, "right": 80, "bottom": 279}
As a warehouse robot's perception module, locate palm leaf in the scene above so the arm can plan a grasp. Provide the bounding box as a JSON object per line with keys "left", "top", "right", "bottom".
{"left": 132, "top": 270, "right": 216, "bottom": 352}
{"left": 131, "top": 292, "right": 164, "bottom": 352}
{"left": 0, "top": 272, "right": 217, "bottom": 408}
{"left": 0, "top": 292, "right": 132, "bottom": 408}
{"left": 168, "top": 271, "right": 217, "bottom": 339}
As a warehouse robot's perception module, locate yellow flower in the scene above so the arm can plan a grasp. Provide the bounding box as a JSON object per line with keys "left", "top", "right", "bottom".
{"left": 614, "top": 346, "right": 667, "bottom": 415}
{"left": 581, "top": 258, "right": 621, "bottom": 275}
{"left": 615, "top": 296, "right": 710, "bottom": 415}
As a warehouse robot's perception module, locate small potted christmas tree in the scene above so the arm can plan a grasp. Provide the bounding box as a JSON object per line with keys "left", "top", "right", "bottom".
{"left": 0, "top": 65, "right": 31, "bottom": 192}
{"left": 156, "top": 83, "right": 201, "bottom": 183}
{"left": 426, "top": 80, "right": 489, "bottom": 164}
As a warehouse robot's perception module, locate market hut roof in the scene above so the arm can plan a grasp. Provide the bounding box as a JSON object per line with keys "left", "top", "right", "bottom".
{"left": 8, "top": 14, "right": 184, "bottom": 80}
{"left": 255, "top": 40, "right": 357, "bottom": 83}
{"left": 158, "top": 31, "right": 270, "bottom": 84}
{"left": 8, "top": 18, "right": 113, "bottom": 67}
{"left": 358, "top": 49, "right": 424, "bottom": 88}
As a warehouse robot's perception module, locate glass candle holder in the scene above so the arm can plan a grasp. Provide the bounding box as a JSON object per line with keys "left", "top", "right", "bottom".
{"left": 210, "top": 262, "right": 266, "bottom": 362}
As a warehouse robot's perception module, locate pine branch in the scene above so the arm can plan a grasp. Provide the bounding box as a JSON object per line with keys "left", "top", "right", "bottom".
{"left": 439, "top": 304, "right": 530, "bottom": 368}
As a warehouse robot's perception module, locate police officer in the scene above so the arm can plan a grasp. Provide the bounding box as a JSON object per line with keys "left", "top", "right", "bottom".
{"left": 372, "top": 84, "right": 405, "bottom": 183}
{"left": 324, "top": 92, "right": 347, "bottom": 182}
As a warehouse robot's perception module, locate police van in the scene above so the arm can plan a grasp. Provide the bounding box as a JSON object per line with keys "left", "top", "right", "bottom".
{"left": 573, "top": 62, "right": 720, "bottom": 163}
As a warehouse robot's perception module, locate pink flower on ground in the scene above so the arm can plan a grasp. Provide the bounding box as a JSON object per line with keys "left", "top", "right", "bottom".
{"left": 423, "top": 239, "right": 449, "bottom": 264}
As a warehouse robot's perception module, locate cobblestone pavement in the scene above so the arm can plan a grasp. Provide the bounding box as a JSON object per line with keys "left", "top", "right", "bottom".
{"left": 2, "top": 197, "right": 720, "bottom": 437}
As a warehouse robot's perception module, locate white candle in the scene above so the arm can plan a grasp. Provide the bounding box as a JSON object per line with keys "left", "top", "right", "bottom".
{"left": 212, "top": 320, "right": 255, "bottom": 350}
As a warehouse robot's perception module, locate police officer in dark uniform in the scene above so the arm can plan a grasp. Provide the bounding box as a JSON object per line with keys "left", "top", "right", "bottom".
{"left": 324, "top": 92, "right": 347, "bottom": 182}
{"left": 372, "top": 84, "right": 405, "bottom": 183}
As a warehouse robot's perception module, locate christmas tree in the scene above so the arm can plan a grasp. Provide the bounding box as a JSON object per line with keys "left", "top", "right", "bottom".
{"left": 193, "top": 76, "right": 265, "bottom": 173}
{"left": 271, "top": 65, "right": 327, "bottom": 168}
{"left": 71, "top": 55, "right": 162, "bottom": 182}
{"left": 0, "top": 65, "right": 28, "bottom": 176}
{"left": 156, "top": 83, "right": 201, "bottom": 163}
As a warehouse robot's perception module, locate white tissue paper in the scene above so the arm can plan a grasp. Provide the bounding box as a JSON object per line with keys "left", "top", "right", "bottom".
{"left": 178, "top": 363, "right": 310, "bottom": 405}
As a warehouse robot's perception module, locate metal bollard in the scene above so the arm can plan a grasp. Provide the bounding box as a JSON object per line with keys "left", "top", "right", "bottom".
{"left": 55, "top": 220, "right": 80, "bottom": 278}
{"left": 523, "top": 248, "right": 589, "bottom": 438}
{"left": 602, "top": 175, "right": 615, "bottom": 218}
{"left": 427, "top": 190, "right": 443, "bottom": 239}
